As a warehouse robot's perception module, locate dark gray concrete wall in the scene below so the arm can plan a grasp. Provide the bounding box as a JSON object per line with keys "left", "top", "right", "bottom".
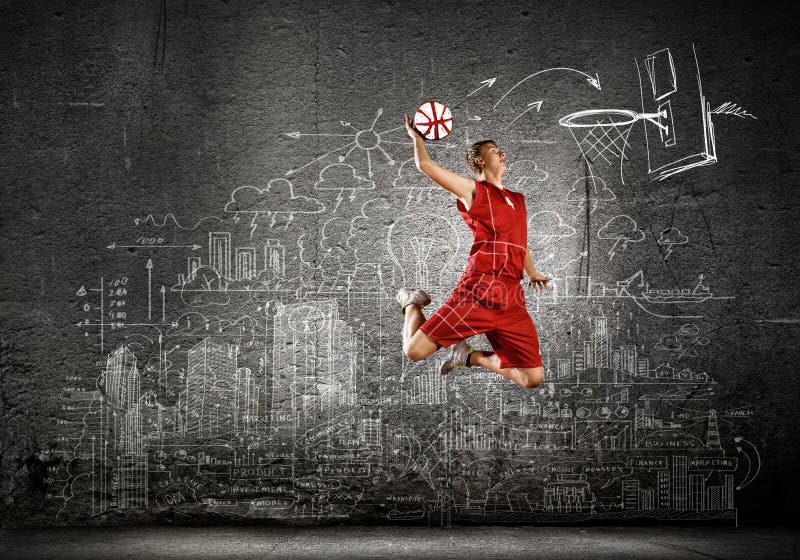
{"left": 1, "top": 0, "right": 798, "bottom": 526}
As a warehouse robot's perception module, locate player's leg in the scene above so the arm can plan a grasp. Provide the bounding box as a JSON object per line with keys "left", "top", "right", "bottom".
{"left": 397, "top": 288, "right": 438, "bottom": 362}
{"left": 402, "top": 304, "right": 439, "bottom": 361}
{"left": 472, "top": 308, "right": 544, "bottom": 387}
{"left": 468, "top": 351, "right": 543, "bottom": 388}
{"left": 404, "top": 283, "right": 492, "bottom": 365}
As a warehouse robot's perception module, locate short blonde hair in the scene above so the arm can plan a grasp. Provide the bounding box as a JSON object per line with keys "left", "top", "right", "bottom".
{"left": 465, "top": 140, "right": 496, "bottom": 176}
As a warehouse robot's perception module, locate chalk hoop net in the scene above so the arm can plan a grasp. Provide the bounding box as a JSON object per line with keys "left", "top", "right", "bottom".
{"left": 559, "top": 108, "right": 668, "bottom": 165}
{"left": 559, "top": 109, "right": 645, "bottom": 164}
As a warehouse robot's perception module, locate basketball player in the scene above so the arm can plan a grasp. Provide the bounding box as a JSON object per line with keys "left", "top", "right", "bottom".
{"left": 397, "top": 114, "right": 549, "bottom": 388}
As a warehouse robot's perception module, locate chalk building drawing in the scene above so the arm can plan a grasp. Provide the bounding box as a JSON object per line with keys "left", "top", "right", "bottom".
{"left": 54, "top": 42, "right": 761, "bottom": 526}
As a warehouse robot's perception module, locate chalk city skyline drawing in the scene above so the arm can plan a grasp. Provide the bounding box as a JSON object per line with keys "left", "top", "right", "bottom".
{"left": 51, "top": 45, "right": 760, "bottom": 525}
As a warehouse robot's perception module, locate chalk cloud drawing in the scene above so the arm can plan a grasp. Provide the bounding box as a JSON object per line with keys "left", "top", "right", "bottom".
{"left": 310, "top": 216, "right": 352, "bottom": 278}
{"left": 657, "top": 227, "right": 689, "bottom": 259}
{"left": 178, "top": 265, "right": 231, "bottom": 306}
{"left": 347, "top": 196, "right": 395, "bottom": 283}
{"left": 506, "top": 159, "right": 549, "bottom": 190}
{"left": 655, "top": 323, "right": 711, "bottom": 359}
{"left": 528, "top": 211, "right": 577, "bottom": 247}
{"left": 597, "top": 215, "right": 645, "bottom": 261}
{"left": 392, "top": 159, "right": 443, "bottom": 208}
{"left": 566, "top": 175, "right": 616, "bottom": 221}
{"left": 392, "top": 159, "right": 431, "bottom": 191}
{"left": 314, "top": 163, "right": 376, "bottom": 212}
{"left": 225, "top": 178, "right": 325, "bottom": 233}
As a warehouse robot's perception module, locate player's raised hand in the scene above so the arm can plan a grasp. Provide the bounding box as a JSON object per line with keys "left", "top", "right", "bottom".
{"left": 404, "top": 114, "right": 422, "bottom": 139}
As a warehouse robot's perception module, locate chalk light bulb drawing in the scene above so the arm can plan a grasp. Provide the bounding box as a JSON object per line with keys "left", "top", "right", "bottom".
{"left": 387, "top": 213, "right": 460, "bottom": 290}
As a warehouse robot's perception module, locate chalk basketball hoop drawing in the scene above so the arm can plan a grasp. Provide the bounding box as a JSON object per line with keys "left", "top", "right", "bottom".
{"left": 559, "top": 109, "right": 664, "bottom": 182}
{"left": 559, "top": 44, "right": 718, "bottom": 182}
{"left": 414, "top": 101, "right": 453, "bottom": 140}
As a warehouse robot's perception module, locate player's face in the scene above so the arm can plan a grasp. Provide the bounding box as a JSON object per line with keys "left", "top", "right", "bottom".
{"left": 478, "top": 143, "right": 507, "bottom": 175}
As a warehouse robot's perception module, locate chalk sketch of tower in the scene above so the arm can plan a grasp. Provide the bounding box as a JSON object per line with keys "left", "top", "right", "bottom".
{"left": 622, "top": 479, "right": 640, "bottom": 510}
{"left": 270, "top": 300, "right": 358, "bottom": 441}
{"left": 360, "top": 409, "right": 382, "bottom": 448}
{"left": 105, "top": 347, "right": 134, "bottom": 406}
{"left": 235, "top": 247, "right": 257, "bottom": 280}
{"left": 657, "top": 469, "right": 670, "bottom": 508}
{"left": 706, "top": 409, "right": 721, "bottom": 449}
{"left": 672, "top": 455, "right": 688, "bottom": 510}
{"left": 620, "top": 344, "right": 637, "bottom": 375}
{"left": 237, "top": 366, "right": 258, "bottom": 433}
{"left": 104, "top": 346, "right": 147, "bottom": 508}
{"left": 689, "top": 474, "right": 706, "bottom": 511}
{"left": 264, "top": 239, "right": 285, "bottom": 278}
{"left": 209, "top": 232, "right": 232, "bottom": 279}
{"left": 187, "top": 256, "right": 201, "bottom": 281}
{"left": 591, "top": 311, "right": 610, "bottom": 368}
{"left": 583, "top": 340, "right": 593, "bottom": 369}
{"left": 186, "top": 338, "right": 238, "bottom": 437}
{"left": 104, "top": 346, "right": 142, "bottom": 454}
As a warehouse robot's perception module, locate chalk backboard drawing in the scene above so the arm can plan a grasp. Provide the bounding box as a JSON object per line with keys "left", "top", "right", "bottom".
{"left": 559, "top": 44, "right": 720, "bottom": 184}
{"left": 635, "top": 45, "right": 717, "bottom": 180}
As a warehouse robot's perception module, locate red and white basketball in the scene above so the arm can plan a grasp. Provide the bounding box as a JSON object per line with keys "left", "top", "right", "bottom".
{"left": 414, "top": 101, "right": 453, "bottom": 140}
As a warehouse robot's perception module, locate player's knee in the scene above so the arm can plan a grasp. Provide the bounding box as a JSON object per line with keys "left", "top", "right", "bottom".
{"left": 404, "top": 344, "right": 427, "bottom": 362}
{"left": 521, "top": 368, "right": 543, "bottom": 388}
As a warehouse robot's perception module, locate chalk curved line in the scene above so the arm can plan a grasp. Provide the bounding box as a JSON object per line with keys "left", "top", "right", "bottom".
{"left": 135, "top": 213, "right": 223, "bottom": 230}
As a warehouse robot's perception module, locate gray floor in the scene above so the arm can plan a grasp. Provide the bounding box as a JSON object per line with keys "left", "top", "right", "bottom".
{"left": 1, "top": 525, "right": 798, "bottom": 559}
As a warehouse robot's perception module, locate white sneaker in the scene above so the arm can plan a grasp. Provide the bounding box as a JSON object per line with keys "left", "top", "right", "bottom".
{"left": 440, "top": 341, "right": 473, "bottom": 376}
{"left": 396, "top": 287, "right": 431, "bottom": 314}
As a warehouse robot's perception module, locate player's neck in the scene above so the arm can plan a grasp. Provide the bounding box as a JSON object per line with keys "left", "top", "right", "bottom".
{"left": 479, "top": 171, "right": 505, "bottom": 189}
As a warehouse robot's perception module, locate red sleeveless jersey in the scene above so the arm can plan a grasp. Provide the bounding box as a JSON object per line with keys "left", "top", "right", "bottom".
{"left": 455, "top": 180, "right": 528, "bottom": 281}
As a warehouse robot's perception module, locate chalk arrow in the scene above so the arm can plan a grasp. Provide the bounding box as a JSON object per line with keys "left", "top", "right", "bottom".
{"left": 107, "top": 243, "right": 201, "bottom": 250}
{"left": 467, "top": 77, "right": 497, "bottom": 97}
{"left": 284, "top": 131, "right": 352, "bottom": 138}
{"left": 146, "top": 259, "right": 153, "bottom": 320}
{"left": 508, "top": 100, "right": 544, "bottom": 127}
{"left": 494, "top": 67, "right": 602, "bottom": 109}
{"left": 734, "top": 436, "right": 761, "bottom": 490}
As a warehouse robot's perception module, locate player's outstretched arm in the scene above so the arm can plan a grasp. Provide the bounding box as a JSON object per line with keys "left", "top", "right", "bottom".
{"left": 404, "top": 114, "right": 475, "bottom": 204}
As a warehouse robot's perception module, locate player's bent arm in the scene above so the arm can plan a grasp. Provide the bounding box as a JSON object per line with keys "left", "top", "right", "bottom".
{"left": 418, "top": 158, "right": 475, "bottom": 202}
{"left": 409, "top": 128, "right": 475, "bottom": 203}
{"left": 524, "top": 248, "right": 547, "bottom": 280}
{"left": 523, "top": 249, "right": 537, "bottom": 278}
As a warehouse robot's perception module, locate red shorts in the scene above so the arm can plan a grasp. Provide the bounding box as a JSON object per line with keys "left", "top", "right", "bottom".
{"left": 419, "top": 273, "right": 543, "bottom": 369}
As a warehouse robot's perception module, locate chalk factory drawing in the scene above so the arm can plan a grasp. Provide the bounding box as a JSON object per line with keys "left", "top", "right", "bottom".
{"left": 49, "top": 43, "right": 760, "bottom": 525}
